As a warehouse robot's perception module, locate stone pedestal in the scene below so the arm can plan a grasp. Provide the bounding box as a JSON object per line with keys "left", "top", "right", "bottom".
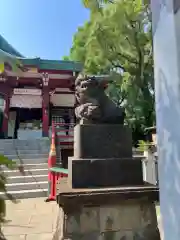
{"left": 74, "top": 124, "right": 132, "bottom": 159}
{"left": 54, "top": 179, "right": 160, "bottom": 240}
{"left": 68, "top": 157, "right": 143, "bottom": 188}
{"left": 54, "top": 123, "right": 160, "bottom": 239}
{"left": 69, "top": 124, "right": 143, "bottom": 188}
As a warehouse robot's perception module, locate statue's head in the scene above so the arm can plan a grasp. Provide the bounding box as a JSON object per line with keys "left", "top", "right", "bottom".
{"left": 75, "top": 73, "right": 125, "bottom": 124}
{"left": 75, "top": 74, "right": 105, "bottom": 103}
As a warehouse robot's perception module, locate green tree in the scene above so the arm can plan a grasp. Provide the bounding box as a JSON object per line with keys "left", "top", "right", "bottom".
{"left": 82, "top": 0, "right": 113, "bottom": 12}
{"left": 62, "top": 56, "right": 71, "bottom": 61}
{"left": 69, "top": 0, "right": 154, "bottom": 142}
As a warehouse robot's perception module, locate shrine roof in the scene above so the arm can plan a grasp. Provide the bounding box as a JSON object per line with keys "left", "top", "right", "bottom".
{"left": 0, "top": 34, "right": 23, "bottom": 57}
{"left": 20, "top": 58, "right": 83, "bottom": 72}
{"left": 0, "top": 34, "right": 83, "bottom": 72}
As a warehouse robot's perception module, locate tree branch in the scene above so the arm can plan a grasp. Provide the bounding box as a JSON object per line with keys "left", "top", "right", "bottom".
{"left": 96, "top": 27, "right": 138, "bottom": 65}
{"left": 108, "top": 45, "right": 138, "bottom": 65}
{"left": 124, "top": 14, "right": 145, "bottom": 89}
{"left": 110, "top": 62, "right": 126, "bottom": 72}
{"left": 119, "top": 93, "right": 127, "bottom": 105}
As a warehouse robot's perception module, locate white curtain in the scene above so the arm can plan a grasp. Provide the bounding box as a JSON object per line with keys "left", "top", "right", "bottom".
{"left": 0, "top": 95, "right": 5, "bottom": 111}
{"left": 50, "top": 94, "right": 75, "bottom": 107}
{"left": 10, "top": 95, "right": 42, "bottom": 108}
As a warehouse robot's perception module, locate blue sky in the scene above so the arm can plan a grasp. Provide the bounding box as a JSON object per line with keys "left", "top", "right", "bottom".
{"left": 0, "top": 0, "right": 89, "bottom": 59}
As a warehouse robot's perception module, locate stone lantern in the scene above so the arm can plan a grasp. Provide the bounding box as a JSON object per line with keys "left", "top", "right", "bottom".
{"left": 144, "top": 126, "right": 158, "bottom": 185}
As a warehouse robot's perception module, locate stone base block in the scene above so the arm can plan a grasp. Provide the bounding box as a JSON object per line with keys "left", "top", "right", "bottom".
{"left": 74, "top": 124, "right": 132, "bottom": 159}
{"left": 68, "top": 157, "right": 144, "bottom": 188}
{"left": 54, "top": 185, "right": 160, "bottom": 240}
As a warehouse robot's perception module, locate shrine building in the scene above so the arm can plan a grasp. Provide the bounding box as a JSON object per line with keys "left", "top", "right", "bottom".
{"left": 0, "top": 34, "right": 82, "bottom": 142}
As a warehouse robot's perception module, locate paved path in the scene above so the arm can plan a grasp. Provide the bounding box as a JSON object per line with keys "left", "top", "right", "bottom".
{"left": 2, "top": 198, "right": 58, "bottom": 240}
{"left": 3, "top": 198, "right": 163, "bottom": 240}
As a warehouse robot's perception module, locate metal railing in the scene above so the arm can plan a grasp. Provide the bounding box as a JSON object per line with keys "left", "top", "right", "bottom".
{"left": 51, "top": 122, "right": 74, "bottom": 146}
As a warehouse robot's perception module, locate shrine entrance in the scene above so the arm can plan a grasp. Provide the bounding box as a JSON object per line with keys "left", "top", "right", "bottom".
{"left": 12, "top": 108, "right": 42, "bottom": 139}
{"left": 8, "top": 89, "right": 43, "bottom": 139}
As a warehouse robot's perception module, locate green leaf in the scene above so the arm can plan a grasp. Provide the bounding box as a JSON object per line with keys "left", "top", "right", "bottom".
{"left": 0, "top": 154, "right": 16, "bottom": 169}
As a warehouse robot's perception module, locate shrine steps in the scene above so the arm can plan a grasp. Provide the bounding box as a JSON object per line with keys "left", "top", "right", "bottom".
{"left": 0, "top": 139, "right": 144, "bottom": 199}
{"left": 0, "top": 139, "right": 49, "bottom": 199}
{"left": 0, "top": 163, "right": 48, "bottom": 199}
{"left": 0, "top": 189, "right": 48, "bottom": 200}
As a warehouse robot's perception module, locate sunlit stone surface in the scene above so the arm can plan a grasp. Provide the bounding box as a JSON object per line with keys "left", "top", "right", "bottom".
{"left": 151, "top": 0, "right": 180, "bottom": 239}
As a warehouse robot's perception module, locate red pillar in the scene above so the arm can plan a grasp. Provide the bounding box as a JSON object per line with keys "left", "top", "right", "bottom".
{"left": 2, "top": 94, "right": 10, "bottom": 138}
{"left": 42, "top": 87, "right": 49, "bottom": 137}
{"left": 0, "top": 84, "right": 12, "bottom": 138}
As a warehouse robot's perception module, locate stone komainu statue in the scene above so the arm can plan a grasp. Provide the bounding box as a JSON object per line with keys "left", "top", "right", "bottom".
{"left": 75, "top": 74, "right": 125, "bottom": 124}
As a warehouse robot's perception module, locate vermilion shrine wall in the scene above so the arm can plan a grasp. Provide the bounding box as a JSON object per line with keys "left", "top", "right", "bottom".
{"left": 0, "top": 76, "right": 75, "bottom": 138}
